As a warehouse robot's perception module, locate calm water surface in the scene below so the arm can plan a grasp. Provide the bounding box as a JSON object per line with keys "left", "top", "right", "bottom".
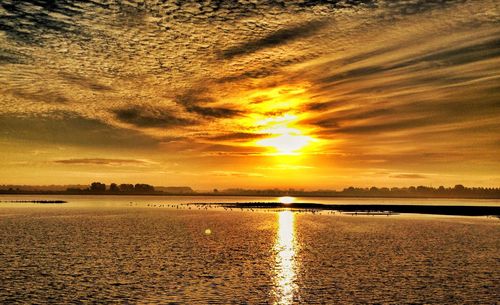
{"left": 0, "top": 195, "right": 498, "bottom": 304}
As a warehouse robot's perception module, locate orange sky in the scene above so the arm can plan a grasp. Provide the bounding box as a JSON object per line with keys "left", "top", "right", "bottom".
{"left": 0, "top": 0, "right": 499, "bottom": 190}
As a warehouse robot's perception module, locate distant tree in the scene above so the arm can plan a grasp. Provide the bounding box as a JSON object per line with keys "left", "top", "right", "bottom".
{"left": 66, "top": 188, "right": 82, "bottom": 193}
{"left": 134, "top": 184, "right": 155, "bottom": 193}
{"left": 109, "top": 183, "right": 119, "bottom": 192}
{"left": 416, "top": 186, "right": 427, "bottom": 192}
{"left": 213, "top": 188, "right": 219, "bottom": 193}
{"left": 119, "top": 184, "right": 134, "bottom": 192}
{"left": 90, "top": 182, "right": 106, "bottom": 192}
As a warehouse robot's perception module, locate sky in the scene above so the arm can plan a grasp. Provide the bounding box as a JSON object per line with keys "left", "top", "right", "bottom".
{"left": 0, "top": 0, "right": 499, "bottom": 190}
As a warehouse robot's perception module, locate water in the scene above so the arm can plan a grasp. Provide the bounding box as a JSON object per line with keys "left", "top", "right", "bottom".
{"left": 0, "top": 195, "right": 498, "bottom": 304}
{"left": 1, "top": 194, "right": 499, "bottom": 207}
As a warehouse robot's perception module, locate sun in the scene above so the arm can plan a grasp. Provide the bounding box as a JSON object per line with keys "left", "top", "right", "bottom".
{"left": 278, "top": 196, "right": 295, "bottom": 204}
{"left": 257, "top": 133, "right": 312, "bottom": 155}
{"left": 238, "top": 88, "right": 318, "bottom": 156}
{"left": 255, "top": 121, "right": 314, "bottom": 155}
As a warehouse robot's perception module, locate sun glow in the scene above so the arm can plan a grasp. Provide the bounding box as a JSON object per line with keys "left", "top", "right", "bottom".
{"left": 278, "top": 196, "right": 295, "bottom": 204}
{"left": 228, "top": 85, "right": 320, "bottom": 156}
{"left": 257, "top": 132, "right": 312, "bottom": 155}
{"left": 254, "top": 115, "right": 316, "bottom": 155}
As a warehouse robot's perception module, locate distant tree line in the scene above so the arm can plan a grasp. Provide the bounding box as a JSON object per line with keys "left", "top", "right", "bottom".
{"left": 1, "top": 183, "right": 499, "bottom": 198}
{"left": 67, "top": 182, "right": 156, "bottom": 194}
{"left": 219, "top": 185, "right": 500, "bottom": 199}
{"left": 338, "top": 185, "right": 500, "bottom": 198}
{"left": 0, "top": 183, "right": 194, "bottom": 195}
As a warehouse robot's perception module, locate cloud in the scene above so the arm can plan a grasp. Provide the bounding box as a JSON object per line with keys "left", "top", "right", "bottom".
{"left": 211, "top": 170, "right": 264, "bottom": 178}
{"left": 4, "top": 88, "right": 68, "bottom": 104}
{"left": 218, "top": 19, "right": 329, "bottom": 59}
{"left": 185, "top": 105, "right": 241, "bottom": 118}
{"left": 59, "top": 72, "right": 112, "bottom": 91}
{"left": 53, "top": 158, "right": 154, "bottom": 166}
{"left": 208, "top": 132, "right": 268, "bottom": 142}
{"left": 0, "top": 112, "right": 157, "bottom": 148}
{"left": 173, "top": 89, "right": 242, "bottom": 118}
{"left": 335, "top": 117, "right": 439, "bottom": 135}
{"left": 114, "top": 105, "right": 192, "bottom": 128}
{"left": 390, "top": 173, "right": 428, "bottom": 179}
{"left": 0, "top": 0, "right": 89, "bottom": 45}
{"left": 0, "top": 48, "right": 30, "bottom": 65}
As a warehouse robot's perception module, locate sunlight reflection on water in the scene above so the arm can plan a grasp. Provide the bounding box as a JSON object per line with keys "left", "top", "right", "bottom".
{"left": 273, "top": 210, "right": 297, "bottom": 304}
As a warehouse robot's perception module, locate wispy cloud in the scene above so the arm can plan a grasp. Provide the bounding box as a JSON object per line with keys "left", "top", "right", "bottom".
{"left": 54, "top": 158, "right": 156, "bottom": 166}
{"left": 390, "top": 173, "right": 428, "bottom": 179}
{"left": 211, "top": 171, "right": 264, "bottom": 178}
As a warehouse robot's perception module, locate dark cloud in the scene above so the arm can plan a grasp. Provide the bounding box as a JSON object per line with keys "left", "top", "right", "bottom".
{"left": 312, "top": 118, "right": 340, "bottom": 129}
{"left": 295, "top": 0, "right": 376, "bottom": 8}
{"left": 59, "top": 72, "right": 112, "bottom": 91}
{"left": 172, "top": 86, "right": 242, "bottom": 118}
{"left": 0, "top": 48, "right": 30, "bottom": 65}
{"left": 388, "top": 0, "right": 473, "bottom": 17}
{"left": 219, "top": 19, "right": 329, "bottom": 59}
{"left": 208, "top": 132, "right": 268, "bottom": 142}
{"left": 175, "top": 89, "right": 215, "bottom": 107}
{"left": 114, "top": 106, "right": 192, "bottom": 128}
{"left": 0, "top": 0, "right": 92, "bottom": 45}
{"left": 54, "top": 158, "right": 150, "bottom": 165}
{"left": 186, "top": 105, "right": 241, "bottom": 118}
{"left": 305, "top": 100, "right": 344, "bottom": 111}
{"left": 329, "top": 116, "right": 450, "bottom": 135}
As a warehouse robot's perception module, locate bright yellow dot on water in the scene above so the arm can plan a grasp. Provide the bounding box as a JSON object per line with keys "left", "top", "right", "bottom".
{"left": 204, "top": 229, "right": 212, "bottom": 235}
{"left": 278, "top": 196, "right": 295, "bottom": 204}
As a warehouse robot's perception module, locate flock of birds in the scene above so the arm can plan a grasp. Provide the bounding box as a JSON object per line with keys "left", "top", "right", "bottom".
{"left": 127, "top": 202, "right": 404, "bottom": 216}
{"left": 128, "top": 201, "right": 341, "bottom": 215}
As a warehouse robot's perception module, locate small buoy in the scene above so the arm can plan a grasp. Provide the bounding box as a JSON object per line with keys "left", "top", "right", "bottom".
{"left": 204, "top": 228, "right": 212, "bottom": 235}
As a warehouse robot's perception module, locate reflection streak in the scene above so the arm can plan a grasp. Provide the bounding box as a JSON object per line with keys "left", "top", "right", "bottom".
{"left": 273, "top": 210, "right": 297, "bottom": 304}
